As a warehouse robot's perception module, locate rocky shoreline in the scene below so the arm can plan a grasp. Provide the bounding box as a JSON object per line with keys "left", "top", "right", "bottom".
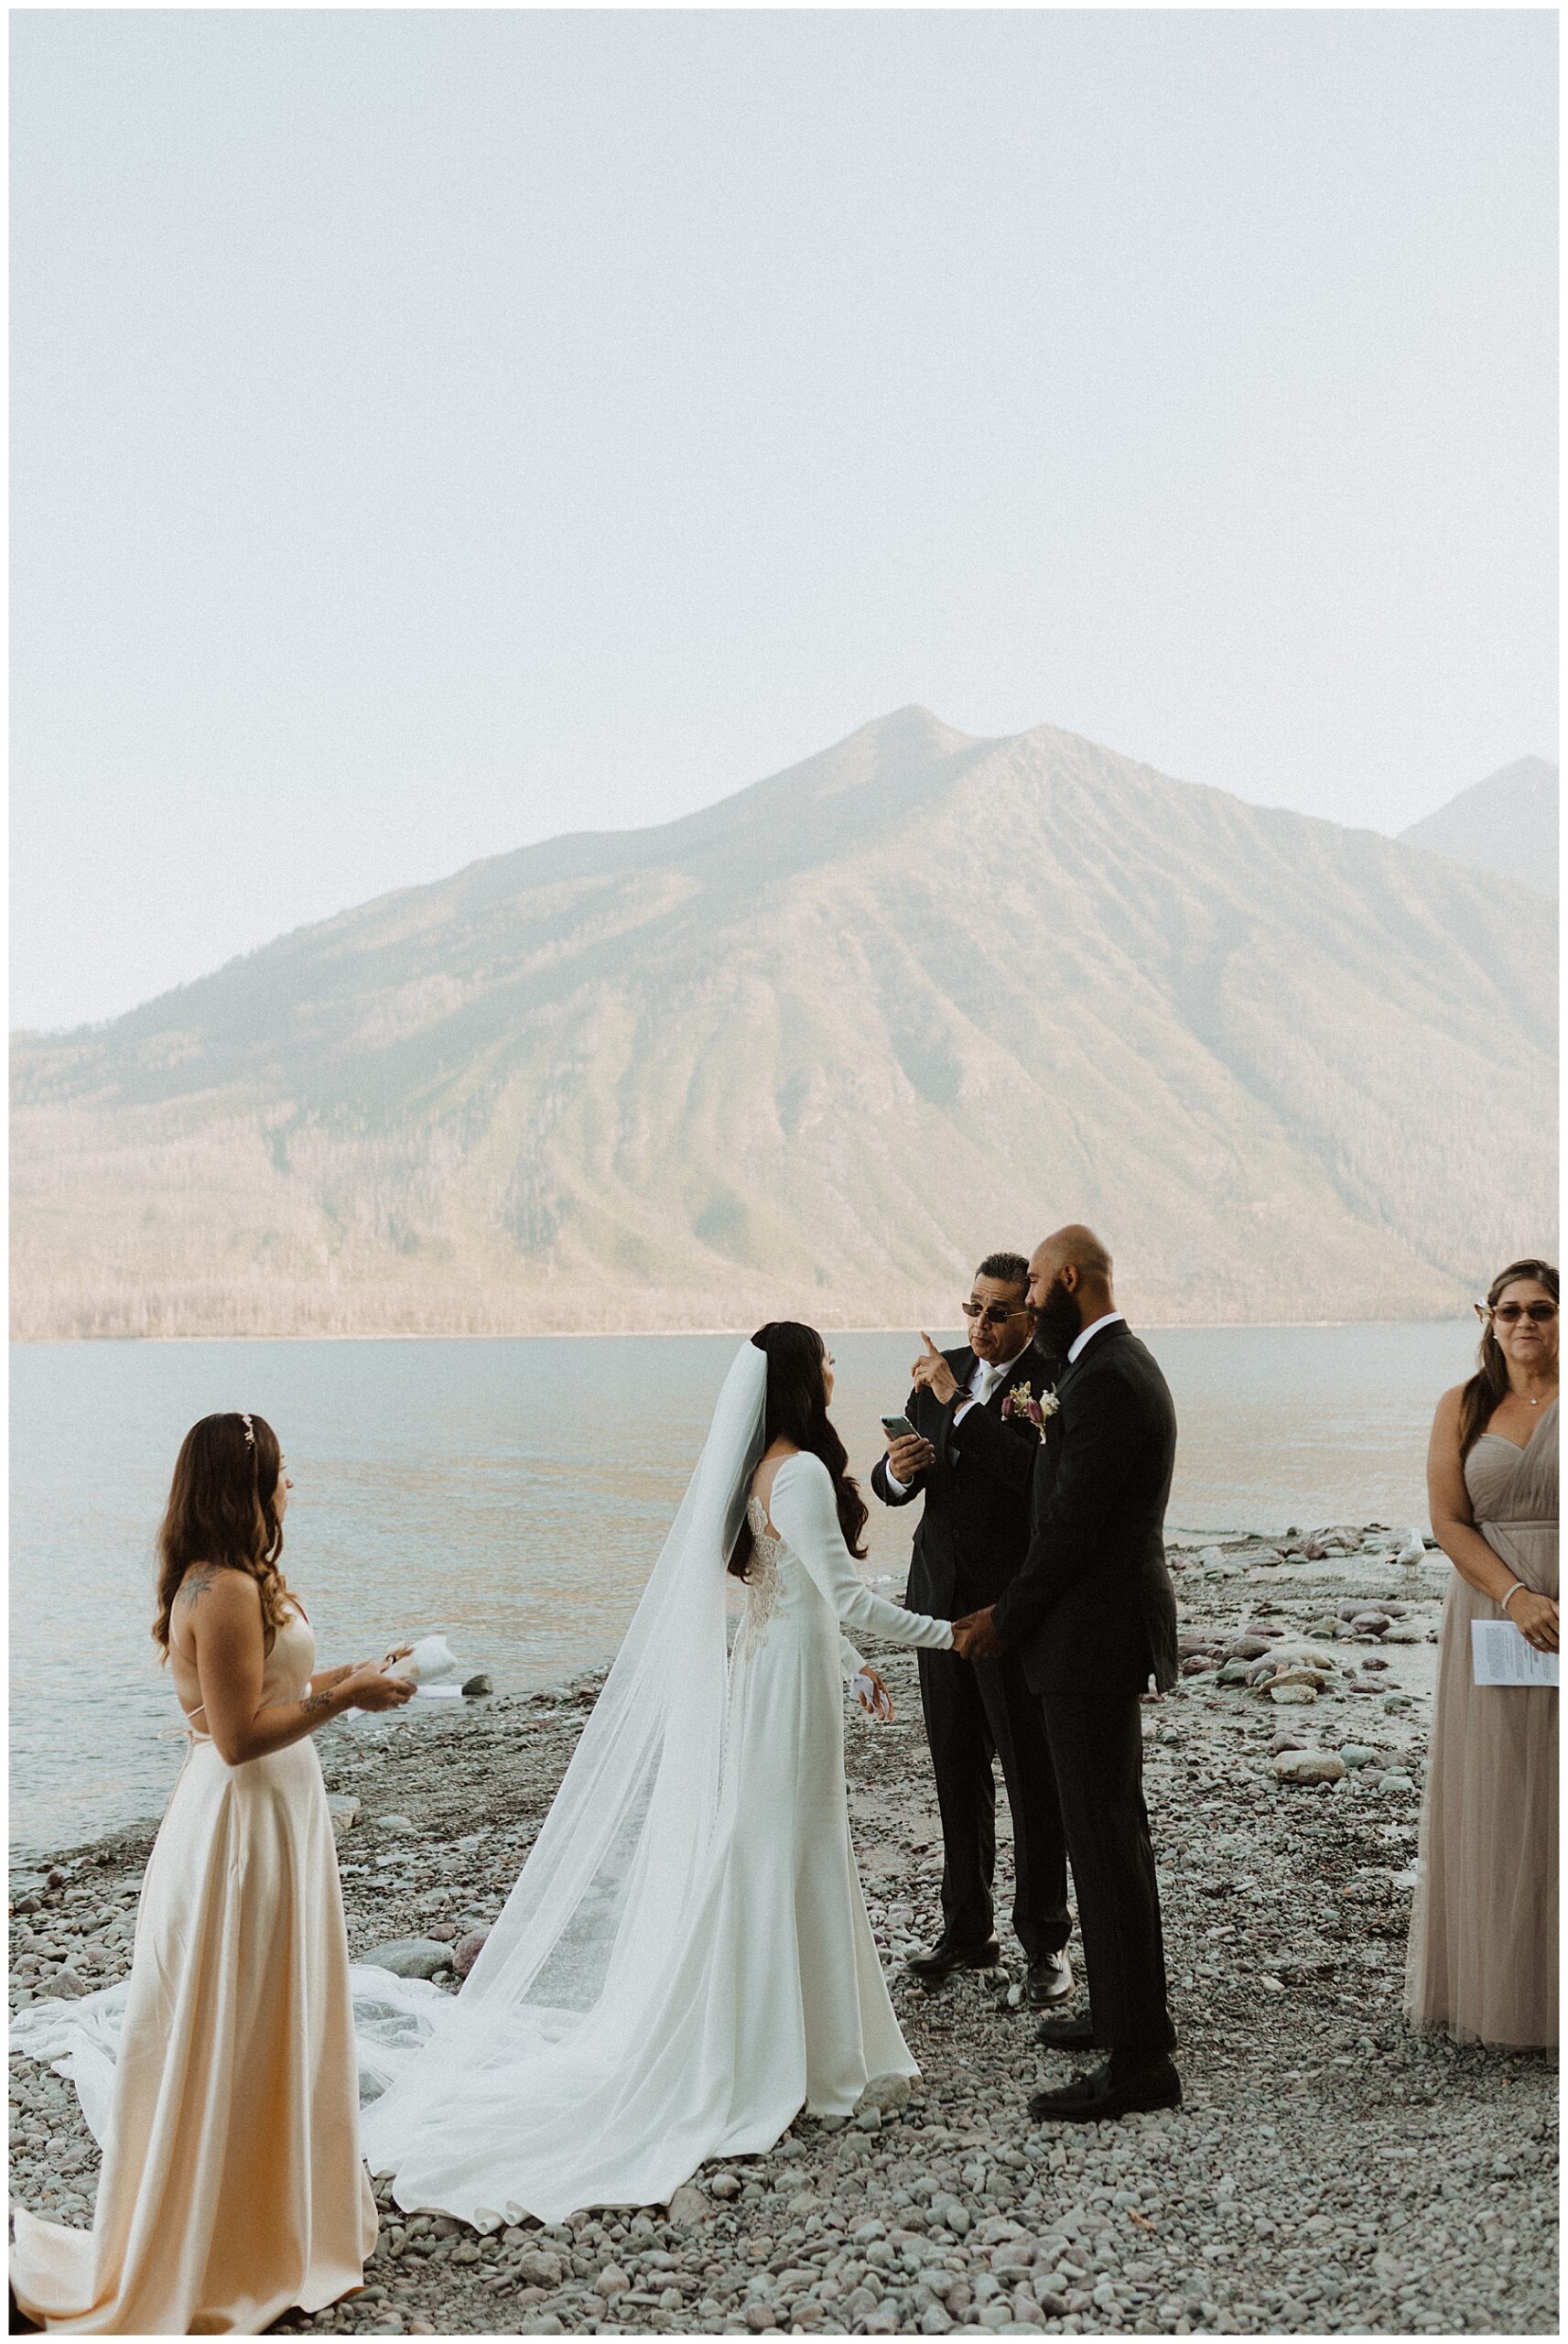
{"left": 9, "top": 1527, "right": 1558, "bottom": 2335}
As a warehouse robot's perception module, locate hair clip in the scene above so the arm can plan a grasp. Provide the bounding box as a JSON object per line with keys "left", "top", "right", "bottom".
{"left": 239, "top": 1413, "right": 254, "bottom": 1447}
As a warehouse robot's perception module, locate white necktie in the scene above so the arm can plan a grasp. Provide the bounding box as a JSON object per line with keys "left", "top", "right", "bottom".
{"left": 973, "top": 1362, "right": 1001, "bottom": 1407}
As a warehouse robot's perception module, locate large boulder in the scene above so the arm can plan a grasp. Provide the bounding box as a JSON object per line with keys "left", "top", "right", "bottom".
{"left": 362, "top": 1937, "right": 454, "bottom": 1980}
{"left": 453, "top": 1929, "right": 490, "bottom": 1980}
{"left": 860, "top": 2072, "right": 913, "bottom": 2112}
{"left": 1268, "top": 1642, "right": 1338, "bottom": 1673}
{"left": 514, "top": 2249, "right": 565, "bottom": 2289}
{"left": 1272, "top": 1750, "right": 1346, "bottom": 1785}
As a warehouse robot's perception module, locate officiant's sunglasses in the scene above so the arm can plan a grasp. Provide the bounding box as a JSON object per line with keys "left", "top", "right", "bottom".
{"left": 963, "top": 1300, "right": 1033, "bottom": 1327}
{"left": 1476, "top": 1301, "right": 1558, "bottom": 1324}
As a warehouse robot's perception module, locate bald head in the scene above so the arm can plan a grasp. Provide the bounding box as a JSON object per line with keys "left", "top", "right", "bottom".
{"left": 1036, "top": 1224, "right": 1113, "bottom": 1285}
{"left": 1027, "top": 1224, "right": 1116, "bottom": 1352}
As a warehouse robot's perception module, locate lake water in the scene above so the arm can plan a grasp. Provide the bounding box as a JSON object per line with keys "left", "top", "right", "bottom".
{"left": 10, "top": 1320, "right": 1477, "bottom": 1857}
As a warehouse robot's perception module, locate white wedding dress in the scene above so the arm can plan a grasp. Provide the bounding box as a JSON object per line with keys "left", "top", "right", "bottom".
{"left": 14, "top": 1350, "right": 955, "bottom": 2237}
{"left": 359, "top": 1360, "right": 953, "bottom": 2225}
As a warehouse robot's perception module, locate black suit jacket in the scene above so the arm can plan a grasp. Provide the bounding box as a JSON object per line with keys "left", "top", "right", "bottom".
{"left": 870, "top": 1341, "right": 1063, "bottom": 1618}
{"left": 989, "top": 1321, "right": 1179, "bottom": 1698}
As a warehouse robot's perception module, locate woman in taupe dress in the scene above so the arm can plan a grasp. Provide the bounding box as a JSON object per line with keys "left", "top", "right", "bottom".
{"left": 1406, "top": 1258, "right": 1558, "bottom": 2048}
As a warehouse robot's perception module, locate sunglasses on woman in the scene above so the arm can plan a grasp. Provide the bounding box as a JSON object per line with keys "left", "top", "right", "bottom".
{"left": 1476, "top": 1301, "right": 1559, "bottom": 1325}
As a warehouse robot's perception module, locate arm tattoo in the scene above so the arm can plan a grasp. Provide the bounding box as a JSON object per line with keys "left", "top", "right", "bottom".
{"left": 300, "top": 1690, "right": 334, "bottom": 1718}
{"left": 178, "top": 1567, "right": 221, "bottom": 1610}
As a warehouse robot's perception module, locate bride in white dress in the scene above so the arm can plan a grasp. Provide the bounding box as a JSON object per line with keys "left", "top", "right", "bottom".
{"left": 359, "top": 1323, "right": 954, "bottom": 2225}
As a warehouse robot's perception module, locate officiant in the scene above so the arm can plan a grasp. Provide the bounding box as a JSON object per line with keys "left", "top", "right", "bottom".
{"left": 871, "top": 1252, "right": 1073, "bottom": 2007}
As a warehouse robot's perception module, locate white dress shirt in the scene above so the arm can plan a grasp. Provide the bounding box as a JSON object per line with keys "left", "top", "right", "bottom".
{"left": 1067, "top": 1309, "right": 1125, "bottom": 1363}
{"left": 883, "top": 1343, "right": 1033, "bottom": 1496}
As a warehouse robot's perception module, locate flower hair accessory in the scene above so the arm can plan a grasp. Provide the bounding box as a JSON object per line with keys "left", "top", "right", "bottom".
{"left": 1000, "top": 1383, "right": 1060, "bottom": 1444}
{"left": 238, "top": 1413, "right": 254, "bottom": 1448}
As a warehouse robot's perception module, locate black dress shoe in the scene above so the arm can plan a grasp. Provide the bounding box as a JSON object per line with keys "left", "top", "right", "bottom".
{"left": 1024, "top": 1949, "right": 1074, "bottom": 2007}
{"left": 1028, "top": 2056, "right": 1182, "bottom": 2124}
{"left": 1037, "top": 2009, "right": 1100, "bottom": 2049}
{"left": 905, "top": 1936, "right": 1001, "bottom": 1982}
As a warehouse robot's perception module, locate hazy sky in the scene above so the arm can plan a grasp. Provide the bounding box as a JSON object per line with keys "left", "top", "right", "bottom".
{"left": 12, "top": 8, "right": 1557, "bottom": 1032}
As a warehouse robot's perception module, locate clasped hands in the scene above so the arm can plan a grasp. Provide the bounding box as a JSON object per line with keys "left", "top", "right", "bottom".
{"left": 950, "top": 1608, "right": 1004, "bottom": 1661}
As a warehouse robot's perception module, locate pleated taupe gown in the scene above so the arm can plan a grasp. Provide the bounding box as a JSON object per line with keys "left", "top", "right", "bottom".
{"left": 1406, "top": 1401, "right": 1558, "bottom": 2048}
{"left": 10, "top": 1608, "right": 377, "bottom": 2333}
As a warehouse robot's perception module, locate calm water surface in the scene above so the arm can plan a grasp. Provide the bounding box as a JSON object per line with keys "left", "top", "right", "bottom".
{"left": 11, "top": 1320, "right": 1476, "bottom": 1855}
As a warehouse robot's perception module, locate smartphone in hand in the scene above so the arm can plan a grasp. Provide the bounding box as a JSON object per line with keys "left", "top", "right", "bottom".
{"left": 881, "top": 1414, "right": 916, "bottom": 1440}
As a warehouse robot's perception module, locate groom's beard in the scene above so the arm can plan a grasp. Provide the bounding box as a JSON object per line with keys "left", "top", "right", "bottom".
{"left": 1033, "top": 1285, "right": 1081, "bottom": 1358}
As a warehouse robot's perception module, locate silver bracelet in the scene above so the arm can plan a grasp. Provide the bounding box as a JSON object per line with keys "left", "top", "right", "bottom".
{"left": 1499, "top": 1580, "right": 1530, "bottom": 1617}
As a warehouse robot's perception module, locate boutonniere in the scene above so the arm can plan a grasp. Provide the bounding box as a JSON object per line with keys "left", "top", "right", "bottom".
{"left": 1001, "top": 1383, "right": 1060, "bottom": 1442}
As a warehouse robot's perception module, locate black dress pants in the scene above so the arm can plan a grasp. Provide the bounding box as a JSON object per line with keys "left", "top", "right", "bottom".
{"left": 1039, "top": 1689, "right": 1174, "bottom": 2054}
{"left": 917, "top": 1643, "right": 1070, "bottom": 1958}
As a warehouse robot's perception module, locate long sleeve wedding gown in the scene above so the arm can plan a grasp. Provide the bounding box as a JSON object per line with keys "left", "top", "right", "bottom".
{"left": 360, "top": 1449, "right": 952, "bottom": 2225}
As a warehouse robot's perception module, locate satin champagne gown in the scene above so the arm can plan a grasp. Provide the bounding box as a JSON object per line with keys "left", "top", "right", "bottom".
{"left": 1405, "top": 1402, "right": 1558, "bottom": 2047}
{"left": 10, "top": 1609, "right": 378, "bottom": 2333}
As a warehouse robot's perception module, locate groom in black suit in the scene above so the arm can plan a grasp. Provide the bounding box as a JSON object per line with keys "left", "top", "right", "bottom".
{"left": 871, "top": 1253, "right": 1073, "bottom": 2008}
{"left": 953, "top": 1224, "right": 1181, "bottom": 2122}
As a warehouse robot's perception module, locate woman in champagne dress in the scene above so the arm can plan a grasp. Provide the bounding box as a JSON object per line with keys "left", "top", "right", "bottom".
{"left": 1407, "top": 1260, "right": 1559, "bottom": 2048}
{"left": 10, "top": 1413, "right": 414, "bottom": 2334}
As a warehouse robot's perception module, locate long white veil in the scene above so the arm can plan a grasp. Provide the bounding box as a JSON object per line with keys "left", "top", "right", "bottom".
{"left": 356, "top": 1335, "right": 769, "bottom": 2218}
{"left": 461, "top": 1336, "right": 765, "bottom": 2023}
{"left": 14, "top": 1341, "right": 770, "bottom": 2227}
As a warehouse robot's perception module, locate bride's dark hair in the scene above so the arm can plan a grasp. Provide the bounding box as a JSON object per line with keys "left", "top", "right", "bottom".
{"left": 1457, "top": 1257, "right": 1560, "bottom": 1460}
{"left": 728, "top": 1321, "right": 869, "bottom": 1581}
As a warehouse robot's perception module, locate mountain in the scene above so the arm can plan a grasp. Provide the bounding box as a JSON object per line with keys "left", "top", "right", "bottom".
{"left": 11, "top": 710, "right": 1558, "bottom": 1339}
{"left": 1399, "top": 755, "right": 1558, "bottom": 898}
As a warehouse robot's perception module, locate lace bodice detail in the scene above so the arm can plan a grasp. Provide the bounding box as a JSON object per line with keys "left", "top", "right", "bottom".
{"left": 733, "top": 1498, "right": 784, "bottom": 1662}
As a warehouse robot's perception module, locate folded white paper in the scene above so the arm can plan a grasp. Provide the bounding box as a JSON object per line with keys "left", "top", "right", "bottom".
{"left": 340, "top": 1633, "right": 465, "bottom": 1721}
{"left": 1472, "top": 1620, "right": 1560, "bottom": 1688}
{"left": 401, "top": 1633, "right": 459, "bottom": 1685}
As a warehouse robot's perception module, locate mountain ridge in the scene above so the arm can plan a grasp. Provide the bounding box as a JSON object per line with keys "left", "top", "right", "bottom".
{"left": 13, "top": 711, "right": 1544, "bottom": 1045}
{"left": 1398, "top": 754, "right": 1558, "bottom": 899}
{"left": 12, "top": 711, "right": 1557, "bottom": 1339}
